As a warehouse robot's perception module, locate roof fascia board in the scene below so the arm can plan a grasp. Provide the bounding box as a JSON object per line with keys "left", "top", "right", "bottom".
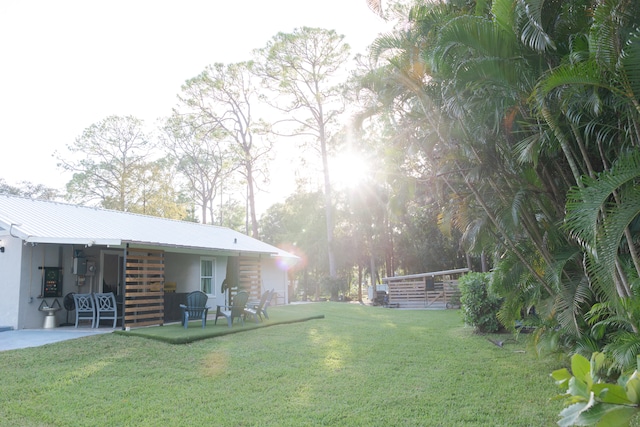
{"left": 24, "top": 237, "right": 122, "bottom": 246}
{"left": 124, "top": 242, "right": 277, "bottom": 257}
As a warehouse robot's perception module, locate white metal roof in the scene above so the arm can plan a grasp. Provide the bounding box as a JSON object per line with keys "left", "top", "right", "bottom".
{"left": 0, "top": 195, "right": 295, "bottom": 258}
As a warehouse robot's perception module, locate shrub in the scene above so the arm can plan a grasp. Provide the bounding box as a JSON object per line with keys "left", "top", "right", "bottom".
{"left": 459, "top": 272, "right": 503, "bottom": 333}
{"left": 552, "top": 352, "right": 640, "bottom": 426}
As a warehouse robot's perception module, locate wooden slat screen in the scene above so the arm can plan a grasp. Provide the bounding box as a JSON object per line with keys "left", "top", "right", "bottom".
{"left": 238, "top": 256, "right": 261, "bottom": 301}
{"left": 387, "top": 277, "right": 461, "bottom": 308}
{"left": 123, "top": 248, "right": 165, "bottom": 328}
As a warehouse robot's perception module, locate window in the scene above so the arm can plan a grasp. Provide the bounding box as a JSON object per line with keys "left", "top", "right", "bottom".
{"left": 200, "top": 258, "right": 215, "bottom": 295}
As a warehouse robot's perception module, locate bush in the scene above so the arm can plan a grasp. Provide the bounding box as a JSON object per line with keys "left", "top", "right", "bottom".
{"left": 459, "top": 272, "right": 503, "bottom": 333}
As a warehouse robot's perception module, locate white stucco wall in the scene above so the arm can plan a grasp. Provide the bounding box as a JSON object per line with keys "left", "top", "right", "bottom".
{"left": 0, "top": 234, "right": 23, "bottom": 329}
{"left": 15, "top": 243, "right": 76, "bottom": 329}
{"left": 261, "top": 257, "right": 290, "bottom": 305}
{"left": 164, "top": 252, "right": 227, "bottom": 307}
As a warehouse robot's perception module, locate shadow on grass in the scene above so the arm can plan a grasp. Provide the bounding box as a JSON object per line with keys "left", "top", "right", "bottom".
{"left": 114, "top": 313, "right": 325, "bottom": 345}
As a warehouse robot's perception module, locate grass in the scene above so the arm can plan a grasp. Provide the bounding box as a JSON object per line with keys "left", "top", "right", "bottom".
{"left": 115, "top": 309, "right": 325, "bottom": 344}
{"left": 0, "top": 303, "right": 565, "bottom": 426}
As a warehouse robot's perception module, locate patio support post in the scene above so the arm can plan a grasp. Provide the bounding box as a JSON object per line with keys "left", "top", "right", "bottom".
{"left": 121, "top": 244, "right": 128, "bottom": 330}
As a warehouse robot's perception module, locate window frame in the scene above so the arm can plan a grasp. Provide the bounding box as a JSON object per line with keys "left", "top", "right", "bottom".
{"left": 200, "top": 257, "right": 216, "bottom": 296}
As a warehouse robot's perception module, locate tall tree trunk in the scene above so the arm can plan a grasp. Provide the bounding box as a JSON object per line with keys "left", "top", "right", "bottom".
{"left": 358, "top": 265, "right": 363, "bottom": 303}
{"left": 246, "top": 162, "right": 259, "bottom": 239}
{"left": 319, "top": 116, "right": 337, "bottom": 278}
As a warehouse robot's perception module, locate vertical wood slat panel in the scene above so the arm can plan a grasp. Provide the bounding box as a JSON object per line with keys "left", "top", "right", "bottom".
{"left": 238, "top": 257, "right": 261, "bottom": 301}
{"left": 124, "top": 248, "right": 164, "bottom": 328}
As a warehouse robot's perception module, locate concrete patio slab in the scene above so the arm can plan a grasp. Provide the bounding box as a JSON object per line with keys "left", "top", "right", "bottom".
{"left": 0, "top": 328, "right": 113, "bottom": 352}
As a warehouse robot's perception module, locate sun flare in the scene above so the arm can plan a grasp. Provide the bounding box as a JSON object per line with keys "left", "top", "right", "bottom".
{"left": 330, "top": 151, "right": 371, "bottom": 189}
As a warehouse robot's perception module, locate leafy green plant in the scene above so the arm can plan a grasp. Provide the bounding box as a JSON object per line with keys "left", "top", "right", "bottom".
{"left": 552, "top": 352, "right": 640, "bottom": 426}
{"left": 459, "top": 272, "right": 503, "bottom": 332}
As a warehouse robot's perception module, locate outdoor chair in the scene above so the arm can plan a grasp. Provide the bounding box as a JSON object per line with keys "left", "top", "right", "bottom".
{"left": 73, "top": 293, "right": 95, "bottom": 328}
{"left": 261, "top": 289, "right": 275, "bottom": 320}
{"left": 244, "top": 289, "right": 271, "bottom": 323}
{"left": 93, "top": 292, "right": 118, "bottom": 328}
{"left": 215, "top": 291, "right": 249, "bottom": 328}
{"left": 180, "top": 291, "right": 211, "bottom": 329}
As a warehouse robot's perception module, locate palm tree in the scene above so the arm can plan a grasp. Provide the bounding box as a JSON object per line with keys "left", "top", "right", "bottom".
{"left": 360, "top": 0, "right": 640, "bottom": 355}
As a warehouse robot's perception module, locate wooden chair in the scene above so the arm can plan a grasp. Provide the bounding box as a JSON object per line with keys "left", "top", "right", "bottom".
{"left": 244, "top": 289, "right": 271, "bottom": 323}
{"left": 94, "top": 292, "right": 118, "bottom": 328}
{"left": 73, "top": 293, "right": 95, "bottom": 328}
{"left": 215, "top": 291, "right": 249, "bottom": 328}
{"left": 180, "top": 291, "right": 211, "bottom": 329}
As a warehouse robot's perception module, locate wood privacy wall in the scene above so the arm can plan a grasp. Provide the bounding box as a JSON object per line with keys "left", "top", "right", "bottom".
{"left": 383, "top": 269, "right": 468, "bottom": 309}
{"left": 123, "top": 247, "right": 165, "bottom": 328}
{"left": 227, "top": 256, "right": 262, "bottom": 304}
{"left": 232, "top": 257, "right": 262, "bottom": 300}
{"left": 238, "top": 256, "right": 261, "bottom": 300}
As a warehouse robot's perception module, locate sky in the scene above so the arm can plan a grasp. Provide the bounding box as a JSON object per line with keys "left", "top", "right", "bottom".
{"left": 0, "top": 0, "right": 391, "bottom": 209}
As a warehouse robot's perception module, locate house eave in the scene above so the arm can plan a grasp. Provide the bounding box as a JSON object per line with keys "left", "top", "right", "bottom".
{"left": 23, "top": 237, "right": 123, "bottom": 246}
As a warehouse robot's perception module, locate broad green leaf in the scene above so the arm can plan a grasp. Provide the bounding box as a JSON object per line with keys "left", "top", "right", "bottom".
{"left": 558, "top": 392, "right": 598, "bottom": 427}
{"left": 558, "top": 401, "right": 590, "bottom": 427}
{"left": 626, "top": 374, "right": 640, "bottom": 404}
{"left": 572, "top": 353, "right": 592, "bottom": 387}
{"left": 552, "top": 368, "right": 572, "bottom": 390}
{"left": 594, "top": 406, "right": 638, "bottom": 427}
{"left": 591, "top": 384, "right": 632, "bottom": 405}
{"left": 591, "top": 352, "right": 605, "bottom": 376}
{"left": 568, "top": 377, "right": 590, "bottom": 400}
{"left": 574, "top": 402, "right": 623, "bottom": 425}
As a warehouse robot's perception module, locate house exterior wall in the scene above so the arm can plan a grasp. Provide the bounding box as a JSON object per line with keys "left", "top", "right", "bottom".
{"left": 0, "top": 235, "right": 23, "bottom": 329}
{"left": 261, "top": 257, "right": 289, "bottom": 305}
{"left": 13, "top": 243, "right": 76, "bottom": 329}
{"left": 163, "top": 252, "right": 227, "bottom": 308}
{"left": 5, "top": 241, "right": 292, "bottom": 329}
{"left": 162, "top": 253, "right": 291, "bottom": 306}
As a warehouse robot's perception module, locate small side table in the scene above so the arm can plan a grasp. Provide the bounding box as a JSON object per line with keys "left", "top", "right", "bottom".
{"left": 38, "top": 299, "right": 62, "bottom": 329}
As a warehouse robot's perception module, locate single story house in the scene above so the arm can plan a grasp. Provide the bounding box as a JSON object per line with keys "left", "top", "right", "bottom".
{"left": 0, "top": 194, "right": 297, "bottom": 330}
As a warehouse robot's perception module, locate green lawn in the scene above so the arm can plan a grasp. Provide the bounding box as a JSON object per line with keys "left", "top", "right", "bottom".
{"left": 0, "top": 303, "right": 565, "bottom": 426}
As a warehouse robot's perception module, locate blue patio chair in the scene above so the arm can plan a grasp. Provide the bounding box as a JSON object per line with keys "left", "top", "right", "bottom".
{"left": 94, "top": 292, "right": 118, "bottom": 328}
{"left": 73, "top": 293, "right": 95, "bottom": 328}
{"left": 215, "top": 291, "right": 249, "bottom": 328}
{"left": 180, "top": 291, "right": 211, "bottom": 329}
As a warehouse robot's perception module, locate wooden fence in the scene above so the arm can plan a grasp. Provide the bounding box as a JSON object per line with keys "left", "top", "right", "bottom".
{"left": 381, "top": 268, "right": 469, "bottom": 309}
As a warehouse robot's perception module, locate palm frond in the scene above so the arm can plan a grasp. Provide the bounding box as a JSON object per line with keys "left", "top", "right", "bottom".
{"left": 433, "top": 15, "right": 519, "bottom": 75}
{"left": 621, "top": 31, "right": 640, "bottom": 106}
{"left": 603, "top": 330, "right": 640, "bottom": 372}
{"left": 366, "top": 0, "right": 384, "bottom": 18}
{"left": 491, "top": 0, "right": 515, "bottom": 36}
{"left": 565, "top": 151, "right": 640, "bottom": 247}
{"left": 516, "top": 0, "right": 556, "bottom": 53}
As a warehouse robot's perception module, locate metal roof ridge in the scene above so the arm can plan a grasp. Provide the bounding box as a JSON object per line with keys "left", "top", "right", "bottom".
{"left": 0, "top": 194, "right": 238, "bottom": 231}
